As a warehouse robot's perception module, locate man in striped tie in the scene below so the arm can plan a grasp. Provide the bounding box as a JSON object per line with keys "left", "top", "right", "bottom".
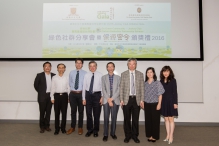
{"left": 120, "top": 58, "right": 144, "bottom": 143}
{"left": 67, "top": 58, "right": 87, "bottom": 135}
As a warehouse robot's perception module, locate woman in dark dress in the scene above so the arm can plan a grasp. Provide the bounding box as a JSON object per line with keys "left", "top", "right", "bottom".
{"left": 160, "top": 66, "right": 178, "bottom": 144}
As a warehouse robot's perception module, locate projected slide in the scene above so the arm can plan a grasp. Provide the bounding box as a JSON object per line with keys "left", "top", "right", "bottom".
{"left": 43, "top": 3, "right": 171, "bottom": 58}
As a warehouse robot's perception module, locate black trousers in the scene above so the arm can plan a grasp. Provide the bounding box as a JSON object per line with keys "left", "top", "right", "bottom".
{"left": 38, "top": 93, "right": 52, "bottom": 128}
{"left": 69, "top": 92, "right": 84, "bottom": 128}
{"left": 85, "top": 91, "right": 102, "bottom": 133}
{"left": 103, "top": 101, "right": 119, "bottom": 136}
{"left": 54, "top": 93, "right": 68, "bottom": 131}
{"left": 144, "top": 102, "right": 161, "bottom": 140}
{"left": 123, "top": 97, "right": 140, "bottom": 139}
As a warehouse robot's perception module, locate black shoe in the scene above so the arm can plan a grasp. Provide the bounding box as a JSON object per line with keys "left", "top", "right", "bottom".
{"left": 93, "top": 132, "right": 98, "bottom": 137}
{"left": 54, "top": 130, "right": 59, "bottom": 135}
{"left": 151, "top": 139, "right": 156, "bottom": 142}
{"left": 40, "top": 128, "right": 45, "bottom": 133}
{"left": 132, "top": 137, "right": 140, "bottom": 143}
{"left": 45, "top": 127, "right": 51, "bottom": 132}
{"left": 85, "top": 131, "right": 93, "bottom": 137}
{"left": 148, "top": 138, "right": 156, "bottom": 142}
{"left": 124, "top": 138, "right": 130, "bottom": 143}
{"left": 103, "top": 136, "right": 108, "bottom": 142}
{"left": 62, "top": 129, "right": 66, "bottom": 134}
{"left": 110, "top": 135, "right": 117, "bottom": 140}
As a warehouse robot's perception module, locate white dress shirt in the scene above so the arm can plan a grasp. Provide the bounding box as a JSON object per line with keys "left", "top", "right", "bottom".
{"left": 82, "top": 71, "right": 103, "bottom": 100}
{"left": 50, "top": 74, "right": 69, "bottom": 100}
{"left": 45, "top": 73, "right": 51, "bottom": 93}
{"left": 129, "top": 70, "right": 136, "bottom": 95}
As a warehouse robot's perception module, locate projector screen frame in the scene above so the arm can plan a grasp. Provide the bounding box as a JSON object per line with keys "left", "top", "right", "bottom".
{"left": 0, "top": 0, "right": 203, "bottom": 61}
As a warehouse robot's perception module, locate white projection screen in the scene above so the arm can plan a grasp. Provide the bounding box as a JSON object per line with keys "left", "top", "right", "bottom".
{"left": 0, "top": 0, "right": 203, "bottom": 60}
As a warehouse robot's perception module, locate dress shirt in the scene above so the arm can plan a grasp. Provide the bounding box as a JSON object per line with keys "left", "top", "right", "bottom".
{"left": 82, "top": 71, "right": 103, "bottom": 100}
{"left": 50, "top": 74, "right": 69, "bottom": 100}
{"left": 45, "top": 73, "right": 51, "bottom": 93}
{"left": 109, "top": 74, "right": 114, "bottom": 97}
{"left": 69, "top": 69, "right": 87, "bottom": 91}
{"left": 109, "top": 74, "right": 114, "bottom": 91}
{"left": 144, "top": 80, "right": 165, "bottom": 103}
{"left": 129, "top": 70, "right": 136, "bottom": 95}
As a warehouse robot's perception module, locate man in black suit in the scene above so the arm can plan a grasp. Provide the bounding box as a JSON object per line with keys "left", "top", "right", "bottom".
{"left": 34, "top": 62, "right": 55, "bottom": 133}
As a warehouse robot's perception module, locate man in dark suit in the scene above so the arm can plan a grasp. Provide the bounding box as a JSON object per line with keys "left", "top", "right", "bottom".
{"left": 120, "top": 58, "right": 144, "bottom": 143}
{"left": 34, "top": 62, "right": 55, "bottom": 133}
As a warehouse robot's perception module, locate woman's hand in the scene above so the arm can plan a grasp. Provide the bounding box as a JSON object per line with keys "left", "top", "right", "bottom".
{"left": 156, "top": 103, "right": 161, "bottom": 110}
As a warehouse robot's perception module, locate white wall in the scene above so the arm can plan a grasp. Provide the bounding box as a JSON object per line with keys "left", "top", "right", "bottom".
{"left": 0, "top": 0, "right": 219, "bottom": 123}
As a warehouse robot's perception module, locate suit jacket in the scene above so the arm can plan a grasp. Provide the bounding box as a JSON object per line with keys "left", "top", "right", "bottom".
{"left": 102, "top": 74, "right": 121, "bottom": 105}
{"left": 119, "top": 70, "right": 144, "bottom": 106}
{"left": 34, "top": 72, "right": 55, "bottom": 102}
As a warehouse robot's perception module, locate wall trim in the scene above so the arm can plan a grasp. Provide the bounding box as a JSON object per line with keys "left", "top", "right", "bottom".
{"left": 0, "top": 120, "right": 218, "bottom": 126}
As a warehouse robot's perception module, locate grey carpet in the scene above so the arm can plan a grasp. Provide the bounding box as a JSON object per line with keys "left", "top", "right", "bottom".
{"left": 0, "top": 123, "right": 219, "bottom": 146}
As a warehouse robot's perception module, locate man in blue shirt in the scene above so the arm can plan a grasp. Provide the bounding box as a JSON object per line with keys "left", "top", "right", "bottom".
{"left": 67, "top": 58, "right": 87, "bottom": 135}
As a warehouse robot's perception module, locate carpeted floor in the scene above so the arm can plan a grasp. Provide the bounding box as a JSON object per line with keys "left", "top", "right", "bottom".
{"left": 0, "top": 123, "right": 219, "bottom": 146}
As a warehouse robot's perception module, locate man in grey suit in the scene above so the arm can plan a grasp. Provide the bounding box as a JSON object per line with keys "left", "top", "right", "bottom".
{"left": 102, "top": 62, "right": 120, "bottom": 142}
{"left": 120, "top": 58, "right": 144, "bottom": 143}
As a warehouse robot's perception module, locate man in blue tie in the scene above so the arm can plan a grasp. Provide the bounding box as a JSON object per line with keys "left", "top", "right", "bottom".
{"left": 67, "top": 58, "right": 87, "bottom": 135}
{"left": 82, "top": 60, "right": 103, "bottom": 138}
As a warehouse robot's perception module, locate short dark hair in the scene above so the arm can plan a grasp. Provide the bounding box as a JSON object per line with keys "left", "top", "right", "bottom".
{"left": 89, "top": 60, "right": 97, "bottom": 66}
{"left": 106, "top": 62, "right": 115, "bottom": 68}
{"left": 43, "top": 62, "right": 51, "bottom": 67}
{"left": 75, "top": 58, "right": 84, "bottom": 64}
{"left": 57, "top": 63, "right": 66, "bottom": 68}
{"left": 160, "top": 66, "right": 175, "bottom": 82}
{"left": 145, "top": 67, "right": 157, "bottom": 82}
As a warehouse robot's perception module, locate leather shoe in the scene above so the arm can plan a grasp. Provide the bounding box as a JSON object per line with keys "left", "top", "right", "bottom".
{"left": 93, "top": 132, "right": 98, "bottom": 137}
{"left": 148, "top": 138, "right": 156, "bottom": 142}
{"left": 111, "top": 135, "right": 117, "bottom": 140}
{"left": 124, "top": 138, "right": 130, "bottom": 143}
{"left": 62, "top": 129, "right": 66, "bottom": 134}
{"left": 103, "top": 136, "right": 108, "bottom": 142}
{"left": 85, "top": 131, "right": 93, "bottom": 137}
{"left": 45, "top": 127, "right": 51, "bottom": 132}
{"left": 152, "top": 139, "right": 156, "bottom": 142}
{"left": 40, "top": 128, "right": 45, "bottom": 133}
{"left": 66, "top": 128, "right": 75, "bottom": 135}
{"left": 54, "top": 130, "right": 59, "bottom": 135}
{"left": 78, "top": 128, "right": 83, "bottom": 135}
{"left": 132, "top": 137, "right": 140, "bottom": 143}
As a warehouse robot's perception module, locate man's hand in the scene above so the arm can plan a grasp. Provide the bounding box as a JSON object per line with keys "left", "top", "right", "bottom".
{"left": 51, "top": 100, "right": 54, "bottom": 104}
{"left": 107, "top": 98, "right": 113, "bottom": 104}
{"left": 109, "top": 101, "right": 113, "bottom": 107}
{"left": 140, "top": 101, "right": 144, "bottom": 109}
{"left": 108, "top": 98, "right": 113, "bottom": 102}
{"left": 82, "top": 100, "right": 86, "bottom": 105}
{"left": 120, "top": 101, "right": 124, "bottom": 108}
{"left": 99, "top": 97, "right": 103, "bottom": 105}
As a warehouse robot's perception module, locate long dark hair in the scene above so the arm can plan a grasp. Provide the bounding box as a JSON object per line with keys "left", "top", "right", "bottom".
{"left": 145, "top": 67, "right": 157, "bottom": 82}
{"left": 160, "top": 66, "right": 175, "bottom": 82}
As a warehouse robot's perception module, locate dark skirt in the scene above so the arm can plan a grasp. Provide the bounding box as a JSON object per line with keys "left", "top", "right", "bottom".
{"left": 161, "top": 96, "right": 178, "bottom": 117}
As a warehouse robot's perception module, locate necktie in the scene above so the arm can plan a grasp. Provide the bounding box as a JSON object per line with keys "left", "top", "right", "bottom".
{"left": 89, "top": 73, "right": 94, "bottom": 94}
{"left": 74, "top": 71, "right": 79, "bottom": 90}
{"left": 131, "top": 73, "right": 135, "bottom": 95}
{"left": 109, "top": 75, "right": 113, "bottom": 97}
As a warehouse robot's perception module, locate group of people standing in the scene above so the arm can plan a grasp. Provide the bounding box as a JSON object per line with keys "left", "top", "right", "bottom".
{"left": 34, "top": 58, "right": 178, "bottom": 144}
